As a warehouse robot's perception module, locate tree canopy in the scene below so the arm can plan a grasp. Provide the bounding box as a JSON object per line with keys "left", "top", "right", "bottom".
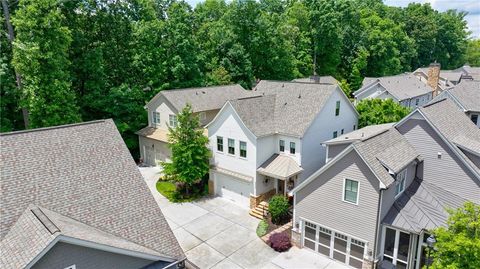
{"left": 1, "top": 0, "right": 473, "bottom": 157}
{"left": 356, "top": 99, "right": 411, "bottom": 128}
{"left": 430, "top": 202, "right": 480, "bottom": 269}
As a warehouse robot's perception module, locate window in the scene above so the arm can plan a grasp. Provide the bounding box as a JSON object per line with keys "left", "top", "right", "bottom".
{"left": 217, "top": 136, "right": 223, "bottom": 152}
{"left": 290, "top": 142, "right": 296, "bottom": 154}
{"left": 395, "top": 169, "right": 407, "bottom": 196}
{"left": 169, "top": 115, "right": 178, "bottom": 127}
{"left": 279, "top": 140, "right": 285, "bottom": 152}
{"left": 228, "top": 138, "right": 235, "bottom": 155}
{"left": 335, "top": 101, "right": 341, "bottom": 116}
{"left": 415, "top": 98, "right": 420, "bottom": 106}
{"left": 240, "top": 141, "right": 247, "bottom": 158}
{"left": 343, "top": 179, "right": 359, "bottom": 204}
{"left": 353, "top": 125, "right": 356, "bottom": 130}
{"left": 152, "top": 112, "right": 160, "bottom": 125}
{"left": 341, "top": 129, "right": 344, "bottom": 135}
{"left": 333, "top": 131, "right": 338, "bottom": 138}
{"left": 471, "top": 114, "right": 478, "bottom": 125}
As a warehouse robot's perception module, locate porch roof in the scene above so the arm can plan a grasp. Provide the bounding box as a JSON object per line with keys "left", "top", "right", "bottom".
{"left": 136, "top": 126, "right": 169, "bottom": 143}
{"left": 382, "top": 178, "right": 467, "bottom": 233}
{"left": 257, "top": 154, "right": 303, "bottom": 180}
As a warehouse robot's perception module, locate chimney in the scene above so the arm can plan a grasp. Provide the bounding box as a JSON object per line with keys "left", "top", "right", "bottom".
{"left": 427, "top": 62, "right": 441, "bottom": 97}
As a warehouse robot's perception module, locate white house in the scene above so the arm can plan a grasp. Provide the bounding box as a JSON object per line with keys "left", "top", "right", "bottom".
{"left": 206, "top": 80, "right": 358, "bottom": 209}
{"left": 136, "top": 85, "right": 251, "bottom": 166}
{"left": 353, "top": 74, "right": 433, "bottom": 109}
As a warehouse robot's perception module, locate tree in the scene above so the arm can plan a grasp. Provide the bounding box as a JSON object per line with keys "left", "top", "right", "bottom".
{"left": 430, "top": 202, "right": 480, "bottom": 269}
{"left": 466, "top": 39, "right": 480, "bottom": 67}
{"left": 162, "top": 104, "right": 210, "bottom": 195}
{"left": 12, "top": 0, "right": 81, "bottom": 128}
{"left": 356, "top": 99, "right": 410, "bottom": 128}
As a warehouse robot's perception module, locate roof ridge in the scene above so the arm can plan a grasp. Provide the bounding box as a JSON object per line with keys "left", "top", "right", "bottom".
{"left": 259, "top": 80, "right": 336, "bottom": 86}
{"left": 421, "top": 97, "right": 448, "bottom": 108}
{"left": 31, "top": 206, "right": 60, "bottom": 235}
{"left": 161, "top": 84, "right": 240, "bottom": 93}
{"left": 0, "top": 119, "right": 108, "bottom": 136}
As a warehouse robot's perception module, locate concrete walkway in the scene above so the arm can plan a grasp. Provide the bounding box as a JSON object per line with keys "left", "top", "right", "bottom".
{"left": 139, "top": 166, "right": 348, "bottom": 269}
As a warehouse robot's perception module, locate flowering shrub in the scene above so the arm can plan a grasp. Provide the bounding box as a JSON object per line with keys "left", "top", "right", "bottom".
{"left": 269, "top": 232, "right": 292, "bottom": 252}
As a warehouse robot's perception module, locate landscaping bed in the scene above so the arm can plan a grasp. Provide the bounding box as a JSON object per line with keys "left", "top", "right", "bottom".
{"left": 256, "top": 195, "right": 293, "bottom": 252}
{"left": 156, "top": 176, "right": 208, "bottom": 203}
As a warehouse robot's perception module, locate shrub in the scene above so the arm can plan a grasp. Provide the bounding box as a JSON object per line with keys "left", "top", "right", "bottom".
{"left": 269, "top": 195, "right": 290, "bottom": 224}
{"left": 256, "top": 219, "right": 268, "bottom": 237}
{"left": 269, "top": 232, "right": 291, "bottom": 252}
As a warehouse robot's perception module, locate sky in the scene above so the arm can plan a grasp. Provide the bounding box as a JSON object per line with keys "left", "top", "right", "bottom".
{"left": 184, "top": 0, "right": 480, "bottom": 38}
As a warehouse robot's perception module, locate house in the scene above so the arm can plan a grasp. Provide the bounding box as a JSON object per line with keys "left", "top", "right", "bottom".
{"left": 136, "top": 84, "right": 251, "bottom": 166}
{"left": 454, "top": 64, "right": 480, "bottom": 81}
{"left": 206, "top": 80, "right": 358, "bottom": 209}
{"left": 413, "top": 63, "right": 479, "bottom": 93}
{"left": 292, "top": 75, "right": 339, "bottom": 84}
{"left": 431, "top": 80, "right": 480, "bottom": 127}
{"left": 0, "top": 120, "right": 185, "bottom": 269}
{"left": 290, "top": 98, "right": 479, "bottom": 269}
{"left": 353, "top": 74, "right": 433, "bottom": 109}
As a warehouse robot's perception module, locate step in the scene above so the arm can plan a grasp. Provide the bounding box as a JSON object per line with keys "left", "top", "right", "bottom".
{"left": 249, "top": 209, "right": 264, "bottom": 219}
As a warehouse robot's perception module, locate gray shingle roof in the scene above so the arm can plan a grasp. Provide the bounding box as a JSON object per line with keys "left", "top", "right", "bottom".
{"left": 230, "top": 81, "right": 338, "bottom": 137}
{"left": 325, "top": 123, "right": 395, "bottom": 145}
{"left": 257, "top": 154, "right": 303, "bottom": 180}
{"left": 358, "top": 74, "right": 432, "bottom": 101}
{"left": 353, "top": 128, "right": 420, "bottom": 187}
{"left": 382, "top": 178, "right": 467, "bottom": 233}
{"left": 292, "top": 76, "right": 338, "bottom": 84}
{"left": 448, "top": 80, "right": 480, "bottom": 112}
{"left": 147, "top": 84, "right": 251, "bottom": 112}
{"left": 0, "top": 120, "right": 184, "bottom": 264}
{"left": 418, "top": 67, "right": 464, "bottom": 82}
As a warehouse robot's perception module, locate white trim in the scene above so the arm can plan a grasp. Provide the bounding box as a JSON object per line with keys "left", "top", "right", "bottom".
{"left": 342, "top": 178, "right": 360, "bottom": 205}
{"left": 394, "top": 169, "right": 407, "bottom": 198}
{"left": 25, "top": 237, "right": 61, "bottom": 268}
{"left": 205, "top": 101, "right": 258, "bottom": 139}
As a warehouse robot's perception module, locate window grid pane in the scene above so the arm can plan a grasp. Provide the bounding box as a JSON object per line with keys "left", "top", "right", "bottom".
{"left": 290, "top": 142, "right": 295, "bottom": 154}
{"left": 279, "top": 140, "right": 285, "bottom": 152}
{"left": 240, "top": 141, "right": 247, "bottom": 158}
{"left": 217, "top": 137, "right": 223, "bottom": 152}
{"left": 228, "top": 139, "right": 235, "bottom": 155}
{"left": 344, "top": 179, "right": 358, "bottom": 203}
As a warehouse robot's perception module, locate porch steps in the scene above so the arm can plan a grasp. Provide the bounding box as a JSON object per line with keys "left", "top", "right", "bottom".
{"left": 249, "top": 201, "right": 269, "bottom": 219}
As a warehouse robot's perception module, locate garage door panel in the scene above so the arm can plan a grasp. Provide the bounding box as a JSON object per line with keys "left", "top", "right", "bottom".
{"left": 333, "top": 251, "right": 346, "bottom": 262}
{"left": 305, "top": 226, "right": 316, "bottom": 240}
{"left": 304, "top": 239, "right": 315, "bottom": 251}
{"left": 214, "top": 173, "right": 251, "bottom": 208}
{"left": 349, "top": 258, "right": 363, "bottom": 269}
{"left": 350, "top": 244, "right": 364, "bottom": 260}
{"left": 317, "top": 245, "right": 330, "bottom": 256}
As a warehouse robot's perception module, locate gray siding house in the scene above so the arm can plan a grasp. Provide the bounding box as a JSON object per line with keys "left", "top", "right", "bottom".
{"left": 290, "top": 98, "right": 479, "bottom": 269}
{"left": 0, "top": 120, "right": 185, "bottom": 269}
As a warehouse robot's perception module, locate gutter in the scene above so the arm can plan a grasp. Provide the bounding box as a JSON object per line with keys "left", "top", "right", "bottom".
{"left": 372, "top": 188, "right": 385, "bottom": 268}
{"left": 162, "top": 257, "right": 188, "bottom": 269}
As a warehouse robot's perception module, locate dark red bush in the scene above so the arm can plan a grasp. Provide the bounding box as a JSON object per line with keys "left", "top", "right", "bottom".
{"left": 269, "top": 232, "right": 292, "bottom": 252}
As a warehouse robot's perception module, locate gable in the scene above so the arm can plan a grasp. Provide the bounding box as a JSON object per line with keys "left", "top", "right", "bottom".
{"left": 207, "top": 102, "right": 257, "bottom": 142}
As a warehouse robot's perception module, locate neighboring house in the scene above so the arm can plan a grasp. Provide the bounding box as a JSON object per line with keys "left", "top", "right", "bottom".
{"left": 431, "top": 80, "right": 480, "bottom": 127}
{"left": 413, "top": 63, "right": 479, "bottom": 93}
{"left": 290, "top": 98, "right": 479, "bottom": 269}
{"left": 206, "top": 80, "right": 358, "bottom": 209}
{"left": 0, "top": 120, "right": 185, "bottom": 269}
{"left": 353, "top": 74, "right": 433, "bottom": 109}
{"left": 292, "top": 75, "right": 339, "bottom": 84}
{"left": 136, "top": 84, "right": 250, "bottom": 166}
{"left": 454, "top": 64, "right": 480, "bottom": 81}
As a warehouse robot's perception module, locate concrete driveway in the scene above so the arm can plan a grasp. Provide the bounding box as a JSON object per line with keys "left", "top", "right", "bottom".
{"left": 139, "top": 166, "right": 349, "bottom": 269}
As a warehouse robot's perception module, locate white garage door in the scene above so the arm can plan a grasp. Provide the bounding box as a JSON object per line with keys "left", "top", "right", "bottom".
{"left": 214, "top": 173, "right": 251, "bottom": 208}
{"left": 302, "top": 220, "right": 366, "bottom": 269}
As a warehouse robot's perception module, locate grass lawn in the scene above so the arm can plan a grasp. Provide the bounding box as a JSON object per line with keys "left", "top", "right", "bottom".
{"left": 156, "top": 180, "right": 206, "bottom": 203}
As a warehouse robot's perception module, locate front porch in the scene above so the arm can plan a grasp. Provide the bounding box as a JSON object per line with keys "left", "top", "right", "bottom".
{"left": 257, "top": 153, "right": 303, "bottom": 197}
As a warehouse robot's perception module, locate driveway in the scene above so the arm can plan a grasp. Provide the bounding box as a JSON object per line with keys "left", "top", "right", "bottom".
{"left": 139, "top": 166, "right": 349, "bottom": 269}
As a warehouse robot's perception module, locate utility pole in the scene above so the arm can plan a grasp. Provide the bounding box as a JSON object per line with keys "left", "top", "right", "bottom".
{"left": 2, "top": 0, "right": 29, "bottom": 129}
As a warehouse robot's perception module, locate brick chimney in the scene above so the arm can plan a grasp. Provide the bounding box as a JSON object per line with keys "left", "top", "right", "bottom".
{"left": 427, "top": 62, "right": 441, "bottom": 97}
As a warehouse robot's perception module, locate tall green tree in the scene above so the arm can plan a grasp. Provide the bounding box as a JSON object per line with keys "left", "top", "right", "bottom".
{"left": 430, "top": 202, "right": 480, "bottom": 269}
{"left": 356, "top": 98, "right": 410, "bottom": 128}
{"left": 466, "top": 39, "right": 480, "bottom": 67}
{"left": 162, "top": 104, "right": 210, "bottom": 195}
{"left": 12, "top": 0, "right": 81, "bottom": 128}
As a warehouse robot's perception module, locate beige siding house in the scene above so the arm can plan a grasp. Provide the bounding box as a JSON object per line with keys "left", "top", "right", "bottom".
{"left": 137, "top": 84, "right": 251, "bottom": 166}
{"left": 290, "top": 98, "right": 480, "bottom": 269}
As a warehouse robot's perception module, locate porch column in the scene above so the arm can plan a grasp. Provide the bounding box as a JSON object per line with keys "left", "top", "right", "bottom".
{"left": 284, "top": 178, "right": 287, "bottom": 196}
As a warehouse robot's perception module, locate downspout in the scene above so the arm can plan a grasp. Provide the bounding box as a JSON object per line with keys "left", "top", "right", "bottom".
{"left": 372, "top": 187, "right": 385, "bottom": 268}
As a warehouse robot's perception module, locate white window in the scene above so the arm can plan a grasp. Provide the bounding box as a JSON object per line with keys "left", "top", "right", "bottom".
{"left": 240, "top": 141, "right": 247, "bottom": 158}
{"left": 415, "top": 98, "right": 419, "bottom": 106}
{"left": 290, "top": 142, "right": 296, "bottom": 154}
{"left": 341, "top": 129, "right": 344, "bottom": 135}
{"left": 228, "top": 138, "right": 235, "bottom": 155}
{"left": 152, "top": 112, "right": 160, "bottom": 125}
{"left": 169, "top": 114, "right": 178, "bottom": 127}
{"left": 343, "top": 179, "right": 359, "bottom": 204}
{"left": 335, "top": 101, "right": 341, "bottom": 116}
{"left": 279, "top": 140, "right": 285, "bottom": 152}
{"left": 217, "top": 136, "right": 223, "bottom": 152}
{"left": 395, "top": 169, "right": 407, "bottom": 197}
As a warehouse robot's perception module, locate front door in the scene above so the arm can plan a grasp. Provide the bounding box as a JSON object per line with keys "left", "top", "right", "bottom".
{"left": 277, "top": 179, "right": 285, "bottom": 195}
{"left": 383, "top": 227, "right": 411, "bottom": 269}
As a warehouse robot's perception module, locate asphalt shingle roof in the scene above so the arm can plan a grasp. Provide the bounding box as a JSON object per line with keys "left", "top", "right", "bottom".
{"left": 383, "top": 178, "right": 467, "bottom": 233}
{"left": 325, "top": 123, "right": 395, "bottom": 145}
{"left": 353, "top": 128, "right": 420, "bottom": 187}
{"left": 231, "top": 80, "right": 338, "bottom": 137}
{"left": 448, "top": 80, "right": 480, "bottom": 112}
{"left": 148, "top": 84, "right": 251, "bottom": 112}
{"left": 0, "top": 120, "right": 184, "bottom": 265}
{"left": 292, "top": 76, "right": 338, "bottom": 84}
{"left": 358, "top": 74, "right": 432, "bottom": 101}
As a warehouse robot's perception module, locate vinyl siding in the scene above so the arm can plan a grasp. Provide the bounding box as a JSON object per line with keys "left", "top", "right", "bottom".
{"left": 295, "top": 150, "right": 380, "bottom": 251}
{"left": 327, "top": 144, "right": 350, "bottom": 161}
{"left": 397, "top": 118, "right": 480, "bottom": 202}
{"left": 32, "top": 242, "right": 156, "bottom": 269}
{"left": 139, "top": 136, "right": 171, "bottom": 165}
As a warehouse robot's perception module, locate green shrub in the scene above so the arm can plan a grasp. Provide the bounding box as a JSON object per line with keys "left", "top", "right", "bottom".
{"left": 269, "top": 195, "right": 290, "bottom": 224}
{"left": 256, "top": 219, "right": 268, "bottom": 237}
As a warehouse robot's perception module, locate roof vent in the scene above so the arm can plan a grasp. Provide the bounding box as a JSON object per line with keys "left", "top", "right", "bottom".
{"left": 282, "top": 84, "right": 285, "bottom": 87}
{"left": 284, "top": 102, "right": 287, "bottom": 106}
{"left": 202, "top": 91, "right": 206, "bottom": 94}
{"left": 298, "top": 94, "right": 301, "bottom": 98}
{"left": 344, "top": 136, "right": 349, "bottom": 139}
{"left": 361, "top": 132, "right": 365, "bottom": 137}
